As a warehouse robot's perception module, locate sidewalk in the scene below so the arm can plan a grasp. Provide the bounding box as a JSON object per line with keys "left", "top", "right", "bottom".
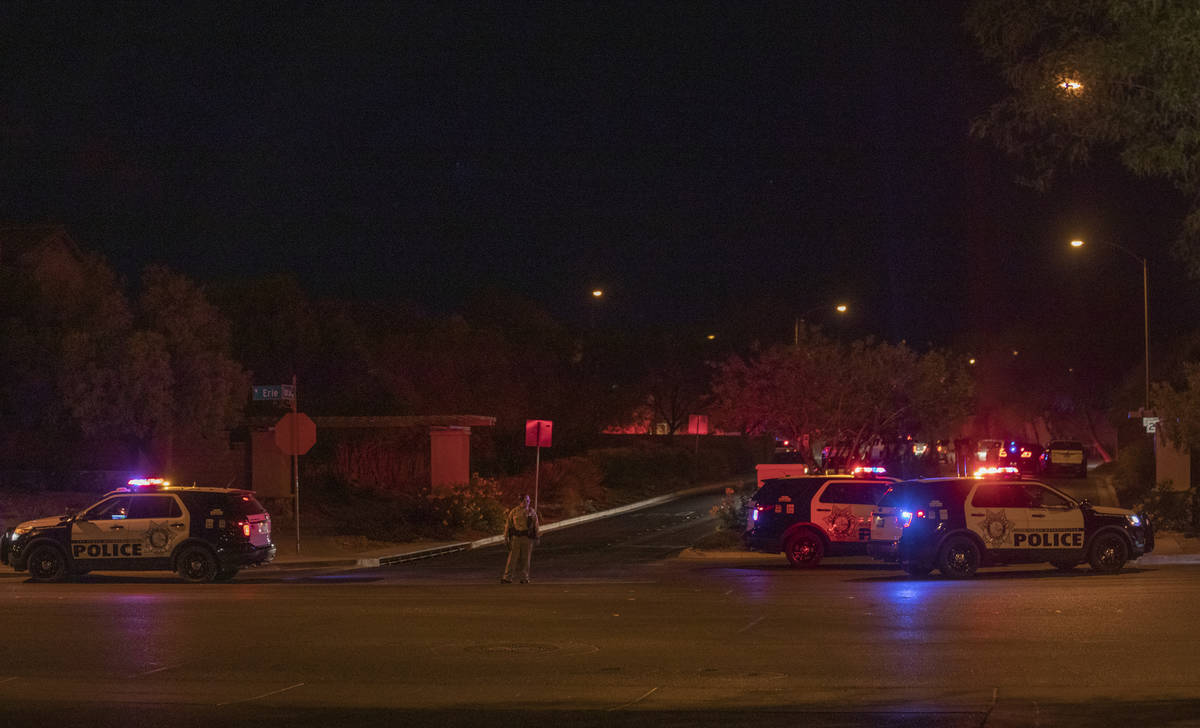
{"left": 261, "top": 478, "right": 745, "bottom": 571}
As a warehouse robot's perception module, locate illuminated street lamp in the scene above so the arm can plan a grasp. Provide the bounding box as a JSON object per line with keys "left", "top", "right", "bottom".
{"left": 1070, "top": 238, "right": 1150, "bottom": 410}
{"left": 794, "top": 303, "right": 848, "bottom": 346}
{"left": 591, "top": 289, "right": 604, "bottom": 298}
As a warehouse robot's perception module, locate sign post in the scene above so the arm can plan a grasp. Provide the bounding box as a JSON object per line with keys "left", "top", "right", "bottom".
{"left": 271, "top": 378, "right": 315, "bottom": 555}
{"left": 687, "top": 414, "right": 709, "bottom": 454}
{"left": 525, "top": 420, "right": 553, "bottom": 509}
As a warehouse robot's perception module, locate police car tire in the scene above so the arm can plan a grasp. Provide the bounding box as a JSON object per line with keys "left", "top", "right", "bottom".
{"left": 937, "top": 535, "right": 981, "bottom": 578}
{"left": 783, "top": 529, "right": 824, "bottom": 568}
{"left": 27, "top": 544, "right": 69, "bottom": 583}
{"left": 177, "top": 546, "right": 218, "bottom": 583}
{"left": 1088, "top": 532, "right": 1129, "bottom": 573}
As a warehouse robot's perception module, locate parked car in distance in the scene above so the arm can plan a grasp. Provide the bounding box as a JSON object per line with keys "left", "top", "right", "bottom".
{"left": 1041, "top": 440, "right": 1088, "bottom": 478}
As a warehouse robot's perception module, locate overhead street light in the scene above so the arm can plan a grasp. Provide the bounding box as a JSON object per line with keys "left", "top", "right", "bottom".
{"left": 794, "top": 303, "right": 848, "bottom": 347}
{"left": 1069, "top": 238, "right": 1150, "bottom": 411}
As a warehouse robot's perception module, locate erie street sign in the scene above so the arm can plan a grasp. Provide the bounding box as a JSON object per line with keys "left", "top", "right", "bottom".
{"left": 253, "top": 384, "right": 296, "bottom": 402}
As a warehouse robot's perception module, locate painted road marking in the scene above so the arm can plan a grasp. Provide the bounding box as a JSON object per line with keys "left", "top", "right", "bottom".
{"left": 607, "top": 686, "right": 659, "bottom": 711}
{"left": 217, "top": 682, "right": 305, "bottom": 706}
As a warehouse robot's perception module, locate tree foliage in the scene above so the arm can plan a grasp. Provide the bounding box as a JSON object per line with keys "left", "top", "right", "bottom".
{"left": 1153, "top": 362, "right": 1200, "bottom": 452}
{"left": 57, "top": 264, "right": 248, "bottom": 456}
{"left": 967, "top": 0, "right": 1200, "bottom": 272}
{"left": 708, "top": 327, "right": 973, "bottom": 461}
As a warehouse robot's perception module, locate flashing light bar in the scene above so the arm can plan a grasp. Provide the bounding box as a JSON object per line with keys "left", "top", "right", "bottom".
{"left": 973, "top": 466, "right": 1019, "bottom": 478}
{"left": 127, "top": 477, "right": 171, "bottom": 487}
{"left": 852, "top": 466, "right": 887, "bottom": 475}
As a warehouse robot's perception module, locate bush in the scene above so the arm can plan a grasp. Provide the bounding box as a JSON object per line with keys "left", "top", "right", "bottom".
{"left": 1109, "top": 439, "right": 1156, "bottom": 508}
{"left": 1135, "top": 481, "right": 1200, "bottom": 533}
{"left": 709, "top": 486, "right": 751, "bottom": 531}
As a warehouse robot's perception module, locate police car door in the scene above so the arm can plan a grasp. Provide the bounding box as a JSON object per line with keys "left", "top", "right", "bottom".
{"left": 70, "top": 496, "right": 134, "bottom": 567}
{"left": 965, "top": 482, "right": 1031, "bottom": 558}
{"left": 125, "top": 494, "right": 188, "bottom": 566}
{"left": 1021, "top": 483, "right": 1085, "bottom": 553}
{"left": 814, "top": 481, "right": 884, "bottom": 544}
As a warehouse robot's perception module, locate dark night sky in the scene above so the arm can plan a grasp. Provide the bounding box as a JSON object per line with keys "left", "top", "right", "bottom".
{"left": 4, "top": 2, "right": 1196, "bottom": 367}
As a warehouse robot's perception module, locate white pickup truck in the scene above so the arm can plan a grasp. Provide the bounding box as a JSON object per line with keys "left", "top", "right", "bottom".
{"left": 754, "top": 462, "right": 810, "bottom": 488}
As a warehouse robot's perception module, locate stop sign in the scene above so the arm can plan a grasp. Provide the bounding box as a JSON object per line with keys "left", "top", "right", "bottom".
{"left": 275, "top": 412, "right": 316, "bottom": 455}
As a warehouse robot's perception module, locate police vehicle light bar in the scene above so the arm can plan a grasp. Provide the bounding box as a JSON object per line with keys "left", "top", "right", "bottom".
{"left": 973, "top": 466, "right": 1019, "bottom": 477}
{"left": 127, "top": 477, "right": 171, "bottom": 487}
{"left": 852, "top": 466, "right": 887, "bottom": 475}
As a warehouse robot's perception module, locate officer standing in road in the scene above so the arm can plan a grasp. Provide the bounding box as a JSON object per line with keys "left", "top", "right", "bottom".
{"left": 501, "top": 494, "right": 539, "bottom": 584}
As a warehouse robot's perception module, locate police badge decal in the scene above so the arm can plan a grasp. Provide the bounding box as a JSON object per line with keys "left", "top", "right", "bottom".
{"left": 144, "top": 521, "right": 175, "bottom": 554}
{"left": 826, "top": 505, "right": 857, "bottom": 537}
{"left": 980, "top": 510, "right": 1014, "bottom": 547}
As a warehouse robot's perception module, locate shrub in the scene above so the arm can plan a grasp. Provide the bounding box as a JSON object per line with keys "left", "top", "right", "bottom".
{"left": 1110, "top": 439, "right": 1156, "bottom": 508}
{"left": 709, "top": 486, "right": 751, "bottom": 532}
{"left": 419, "top": 476, "right": 508, "bottom": 538}
{"left": 1135, "top": 481, "right": 1200, "bottom": 534}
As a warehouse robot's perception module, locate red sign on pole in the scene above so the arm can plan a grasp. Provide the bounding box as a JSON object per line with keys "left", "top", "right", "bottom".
{"left": 275, "top": 412, "right": 317, "bottom": 455}
{"left": 525, "top": 419, "right": 553, "bottom": 447}
{"left": 687, "top": 414, "right": 709, "bottom": 435}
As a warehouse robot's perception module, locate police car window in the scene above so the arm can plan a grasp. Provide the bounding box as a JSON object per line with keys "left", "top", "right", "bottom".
{"left": 819, "top": 482, "right": 888, "bottom": 505}
{"left": 818, "top": 484, "right": 853, "bottom": 503}
{"left": 228, "top": 494, "right": 267, "bottom": 517}
{"left": 1025, "top": 485, "right": 1071, "bottom": 509}
{"left": 128, "top": 495, "right": 182, "bottom": 519}
{"left": 971, "top": 484, "right": 1031, "bottom": 509}
{"left": 85, "top": 496, "right": 133, "bottom": 520}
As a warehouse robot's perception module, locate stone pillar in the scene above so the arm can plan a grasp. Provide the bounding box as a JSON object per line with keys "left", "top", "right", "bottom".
{"left": 430, "top": 426, "right": 471, "bottom": 493}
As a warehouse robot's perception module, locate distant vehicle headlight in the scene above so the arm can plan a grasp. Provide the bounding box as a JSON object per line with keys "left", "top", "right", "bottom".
{"left": 1126, "top": 514, "right": 1142, "bottom": 527}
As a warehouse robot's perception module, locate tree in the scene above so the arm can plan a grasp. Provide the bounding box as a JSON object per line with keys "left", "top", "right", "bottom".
{"left": 58, "top": 265, "right": 248, "bottom": 464}
{"left": 709, "top": 328, "right": 973, "bottom": 465}
{"left": 967, "top": 1, "right": 1200, "bottom": 272}
{"left": 1153, "top": 362, "right": 1200, "bottom": 453}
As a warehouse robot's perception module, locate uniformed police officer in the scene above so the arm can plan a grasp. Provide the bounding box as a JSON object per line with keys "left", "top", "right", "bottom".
{"left": 501, "top": 494, "right": 539, "bottom": 584}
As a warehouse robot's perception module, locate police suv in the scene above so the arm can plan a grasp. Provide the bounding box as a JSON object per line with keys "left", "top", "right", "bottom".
{"left": 868, "top": 469, "right": 1153, "bottom": 577}
{"left": 1, "top": 479, "right": 275, "bottom": 583}
{"left": 744, "top": 470, "right": 896, "bottom": 567}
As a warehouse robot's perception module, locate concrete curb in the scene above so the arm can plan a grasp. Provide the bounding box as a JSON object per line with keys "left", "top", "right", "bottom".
{"left": 295, "top": 477, "right": 748, "bottom": 570}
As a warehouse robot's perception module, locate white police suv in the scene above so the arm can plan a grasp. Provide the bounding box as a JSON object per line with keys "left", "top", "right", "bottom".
{"left": 1, "top": 479, "right": 275, "bottom": 583}
{"left": 744, "top": 470, "right": 897, "bottom": 567}
{"left": 868, "top": 469, "right": 1153, "bottom": 577}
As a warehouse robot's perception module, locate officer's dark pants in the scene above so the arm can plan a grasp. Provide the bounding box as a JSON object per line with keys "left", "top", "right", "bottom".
{"left": 504, "top": 536, "right": 534, "bottom": 582}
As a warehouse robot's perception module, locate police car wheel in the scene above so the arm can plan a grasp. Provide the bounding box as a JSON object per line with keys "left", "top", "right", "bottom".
{"left": 783, "top": 529, "right": 824, "bottom": 568}
{"left": 1088, "top": 533, "right": 1129, "bottom": 573}
{"left": 177, "top": 547, "right": 218, "bottom": 583}
{"left": 27, "top": 544, "right": 69, "bottom": 583}
{"left": 938, "top": 535, "right": 980, "bottom": 578}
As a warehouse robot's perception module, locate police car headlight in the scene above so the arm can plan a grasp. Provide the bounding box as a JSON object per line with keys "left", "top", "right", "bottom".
{"left": 12, "top": 526, "right": 32, "bottom": 537}
{"left": 1126, "top": 514, "right": 1142, "bottom": 527}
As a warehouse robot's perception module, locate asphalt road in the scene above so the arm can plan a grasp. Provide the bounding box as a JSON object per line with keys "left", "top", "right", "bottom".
{"left": 3, "top": 491, "right": 1200, "bottom": 728}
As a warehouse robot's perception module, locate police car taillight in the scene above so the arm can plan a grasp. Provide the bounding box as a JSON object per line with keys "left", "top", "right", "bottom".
{"left": 237, "top": 521, "right": 251, "bottom": 538}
